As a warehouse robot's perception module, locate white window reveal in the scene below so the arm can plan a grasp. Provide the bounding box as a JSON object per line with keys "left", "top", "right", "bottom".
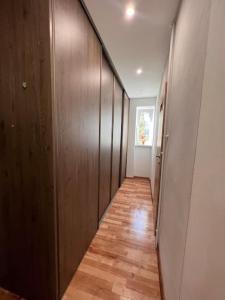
{"left": 135, "top": 106, "right": 154, "bottom": 146}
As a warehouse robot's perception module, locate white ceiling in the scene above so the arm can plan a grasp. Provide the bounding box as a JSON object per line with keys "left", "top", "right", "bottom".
{"left": 84, "top": 0, "right": 180, "bottom": 98}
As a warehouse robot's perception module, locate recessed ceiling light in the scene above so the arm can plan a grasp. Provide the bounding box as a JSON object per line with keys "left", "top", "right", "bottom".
{"left": 136, "top": 68, "right": 143, "bottom": 75}
{"left": 126, "top": 5, "right": 135, "bottom": 18}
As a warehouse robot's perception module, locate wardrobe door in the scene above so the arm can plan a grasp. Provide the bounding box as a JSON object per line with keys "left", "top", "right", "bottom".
{"left": 111, "top": 79, "right": 123, "bottom": 198}
{"left": 121, "top": 93, "right": 129, "bottom": 184}
{"left": 53, "top": 0, "right": 101, "bottom": 296}
{"left": 0, "top": 2, "right": 57, "bottom": 300}
{"left": 99, "top": 55, "right": 114, "bottom": 220}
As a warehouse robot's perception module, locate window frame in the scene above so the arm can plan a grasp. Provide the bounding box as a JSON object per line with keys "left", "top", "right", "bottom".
{"left": 135, "top": 105, "right": 155, "bottom": 147}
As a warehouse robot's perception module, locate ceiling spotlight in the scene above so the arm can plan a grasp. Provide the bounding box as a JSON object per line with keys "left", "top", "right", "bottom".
{"left": 126, "top": 5, "right": 135, "bottom": 18}
{"left": 136, "top": 68, "right": 143, "bottom": 75}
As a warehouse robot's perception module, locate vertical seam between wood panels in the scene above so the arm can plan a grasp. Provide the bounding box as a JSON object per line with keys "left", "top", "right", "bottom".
{"left": 49, "top": 0, "right": 60, "bottom": 298}
{"left": 119, "top": 90, "right": 125, "bottom": 186}
{"left": 110, "top": 76, "right": 115, "bottom": 201}
{"left": 125, "top": 97, "right": 130, "bottom": 180}
{"left": 98, "top": 48, "right": 102, "bottom": 226}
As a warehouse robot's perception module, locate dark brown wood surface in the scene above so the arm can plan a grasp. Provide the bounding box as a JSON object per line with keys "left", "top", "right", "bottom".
{"left": 111, "top": 79, "right": 123, "bottom": 198}
{"left": 53, "top": 0, "right": 101, "bottom": 296}
{"left": 0, "top": 1, "right": 129, "bottom": 299}
{"left": 99, "top": 55, "right": 114, "bottom": 220}
{"left": 0, "top": 1, "right": 57, "bottom": 300}
{"left": 120, "top": 93, "right": 129, "bottom": 184}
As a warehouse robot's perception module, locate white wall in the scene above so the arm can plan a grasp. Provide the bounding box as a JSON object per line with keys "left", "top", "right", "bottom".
{"left": 158, "top": 0, "right": 225, "bottom": 299}
{"left": 180, "top": 1, "right": 225, "bottom": 299}
{"left": 126, "top": 97, "right": 156, "bottom": 179}
{"left": 158, "top": 0, "right": 211, "bottom": 299}
{"left": 134, "top": 146, "right": 152, "bottom": 178}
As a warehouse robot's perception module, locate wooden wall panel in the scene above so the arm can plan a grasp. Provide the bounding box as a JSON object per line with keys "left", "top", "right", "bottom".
{"left": 0, "top": 1, "right": 129, "bottom": 299}
{"left": 0, "top": 1, "right": 57, "bottom": 300}
{"left": 53, "top": 0, "right": 101, "bottom": 296}
{"left": 99, "top": 55, "right": 114, "bottom": 220}
{"left": 111, "top": 79, "right": 123, "bottom": 198}
{"left": 120, "top": 94, "right": 129, "bottom": 184}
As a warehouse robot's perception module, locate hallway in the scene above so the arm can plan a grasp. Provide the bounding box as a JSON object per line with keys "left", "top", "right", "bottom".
{"left": 2, "top": 1, "right": 224, "bottom": 299}
{"left": 63, "top": 178, "right": 161, "bottom": 300}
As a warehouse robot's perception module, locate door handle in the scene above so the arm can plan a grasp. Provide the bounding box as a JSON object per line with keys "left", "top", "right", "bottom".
{"left": 156, "top": 152, "right": 163, "bottom": 159}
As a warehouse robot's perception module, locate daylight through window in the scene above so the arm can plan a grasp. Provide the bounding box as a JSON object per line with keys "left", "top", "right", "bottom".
{"left": 135, "top": 106, "right": 154, "bottom": 146}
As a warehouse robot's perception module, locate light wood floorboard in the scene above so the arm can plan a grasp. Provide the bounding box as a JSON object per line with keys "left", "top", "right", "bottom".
{"left": 63, "top": 178, "right": 161, "bottom": 300}
{"left": 0, "top": 178, "right": 161, "bottom": 300}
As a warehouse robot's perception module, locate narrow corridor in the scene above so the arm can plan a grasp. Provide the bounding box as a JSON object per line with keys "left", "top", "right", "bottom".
{"left": 63, "top": 178, "right": 161, "bottom": 300}
{"left": 1, "top": 1, "right": 224, "bottom": 299}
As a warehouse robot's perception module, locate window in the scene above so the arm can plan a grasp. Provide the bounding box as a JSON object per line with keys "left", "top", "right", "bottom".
{"left": 135, "top": 106, "right": 154, "bottom": 146}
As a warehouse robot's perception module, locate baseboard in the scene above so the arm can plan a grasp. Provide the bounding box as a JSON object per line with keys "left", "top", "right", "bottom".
{"left": 98, "top": 196, "right": 114, "bottom": 226}
{"left": 134, "top": 176, "right": 151, "bottom": 181}
{"left": 157, "top": 246, "right": 165, "bottom": 300}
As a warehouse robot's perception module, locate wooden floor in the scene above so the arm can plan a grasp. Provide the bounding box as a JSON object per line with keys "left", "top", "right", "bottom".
{"left": 0, "top": 289, "right": 21, "bottom": 300}
{"left": 63, "top": 178, "right": 161, "bottom": 300}
{"left": 0, "top": 178, "right": 161, "bottom": 300}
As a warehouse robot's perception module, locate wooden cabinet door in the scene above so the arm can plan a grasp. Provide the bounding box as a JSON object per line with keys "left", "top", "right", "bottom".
{"left": 0, "top": 2, "right": 57, "bottom": 300}
{"left": 120, "top": 93, "right": 129, "bottom": 184}
{"left": 53, "top": 0, "right": 101, "bottom": 296}
{"left": 99, "top": 55, "right": 114, "bottom": 220}
{"left": 111, "top": 79, "right": 123, "bottom": 198}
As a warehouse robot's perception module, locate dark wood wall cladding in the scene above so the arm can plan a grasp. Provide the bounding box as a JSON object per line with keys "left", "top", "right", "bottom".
{"left": 53, "top": 0, "right": 101, "bottom": 296}
{"left": 0, "top": 1, "right": 57, "bottom": 300}
{"left": 111, "top": 79, "right": 123, "bottom": 198}
{"left": 0, "top": 0, "right": 129, "bottom": 299}
{"left": 99, "top": 55, "right": 114, "bottom": 220}
{"left": 121, "top": 93, "right": 130, "bottom": 184}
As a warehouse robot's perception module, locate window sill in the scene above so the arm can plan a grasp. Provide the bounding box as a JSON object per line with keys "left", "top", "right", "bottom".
{"left": 135, "top": 144, "right": 152, "bottom": 148}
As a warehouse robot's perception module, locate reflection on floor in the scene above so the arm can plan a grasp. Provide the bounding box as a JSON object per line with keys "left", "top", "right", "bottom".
{"left": 0, "top": 289, "right": 21, "bottom": 300}
{"left": 0, "top": 178, "right": 161, "bottom": 300}
{"left": 63, "top": 178, "right": 161, "bottom": 300}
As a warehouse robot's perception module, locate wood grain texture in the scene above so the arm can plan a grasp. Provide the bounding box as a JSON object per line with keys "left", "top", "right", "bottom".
{"left": 53, "top": 0, "right": 101, "bottom": 296}
{"left": 1, "top": 1, "right": 130, "bottom": 299}
{"left": 99, "top": 55, "right": 114, "bottom": 220}
{"left": 0, "top": 1, "right": 57, "bottom": 300}
{"left": 63, "top": 178, "right": 161, "bottom": 300}
{"left": 111, "top": 79, "right": 123, "bottom": 199}
{"left": 120, "top": 93, "right": 129, "bottom": 185}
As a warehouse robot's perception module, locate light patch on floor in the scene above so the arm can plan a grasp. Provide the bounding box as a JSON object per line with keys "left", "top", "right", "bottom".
{"left": 63, "top": 178, "right": 161, "bottom": 300}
